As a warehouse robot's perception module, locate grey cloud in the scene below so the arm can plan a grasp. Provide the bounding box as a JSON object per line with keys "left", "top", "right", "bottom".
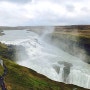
{"left": 57, "top": 15, "right": 90, "bottom": 25}
{"left": 0, "top": 0, "right": 31, "bottom": 4}
{"left": 0, "top": 0, "right": 90, "bottom": 26}
{"left": 23, "top": 15, "right": 90, "bottom": 26}
{"left": 50, "top": 0, "right": 85, "bottom": 3}
{"left": 65, "top": 5, "right": 75, "bottom": 12}
{"left": 81, "top": 7, "right": 90, "bottom": 12}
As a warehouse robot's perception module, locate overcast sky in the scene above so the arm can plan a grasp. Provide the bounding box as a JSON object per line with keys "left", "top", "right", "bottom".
{"left": 0, "top": 0, "right": 90, "bottom": 26}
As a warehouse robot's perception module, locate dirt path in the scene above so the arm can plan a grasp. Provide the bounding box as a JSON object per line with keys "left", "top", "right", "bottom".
{"left": 0, "top": 60, "right": 7, "bottom": 90}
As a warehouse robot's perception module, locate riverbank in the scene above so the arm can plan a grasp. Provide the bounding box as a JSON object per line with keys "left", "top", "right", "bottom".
{"left": 0, "top": 30, "right": 4, "bottom": 36}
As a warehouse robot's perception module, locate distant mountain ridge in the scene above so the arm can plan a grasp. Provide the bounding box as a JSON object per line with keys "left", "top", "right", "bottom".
{"left": 0, "top": 25, "right": 90, "bottom": 30}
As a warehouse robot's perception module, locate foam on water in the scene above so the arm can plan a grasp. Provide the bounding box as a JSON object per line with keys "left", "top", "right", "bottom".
{"left": 0, "top": 30, "right": 90, "bottom": 89}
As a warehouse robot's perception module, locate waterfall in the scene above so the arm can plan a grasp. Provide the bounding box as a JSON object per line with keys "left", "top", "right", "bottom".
{"left": 0, "top": 30, "right": 90, "bottom": 89}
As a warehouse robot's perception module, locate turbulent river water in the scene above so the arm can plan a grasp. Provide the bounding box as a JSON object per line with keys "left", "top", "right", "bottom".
{"left": 0, "top": 30, "right": 90, "bottom": 89}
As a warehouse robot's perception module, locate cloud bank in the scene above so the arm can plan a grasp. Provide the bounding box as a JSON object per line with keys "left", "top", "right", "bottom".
{"left": 0, "top": 0, "right": 90, "bottom": 26}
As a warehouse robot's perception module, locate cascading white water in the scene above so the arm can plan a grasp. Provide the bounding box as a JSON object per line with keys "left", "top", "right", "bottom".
{"left": 0, "top": 30, "right": 90, "bottom": 89}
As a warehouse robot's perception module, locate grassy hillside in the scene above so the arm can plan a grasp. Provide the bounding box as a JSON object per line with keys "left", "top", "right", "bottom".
{"left": 0, "top": 43, "right": 89, "bottom": 90}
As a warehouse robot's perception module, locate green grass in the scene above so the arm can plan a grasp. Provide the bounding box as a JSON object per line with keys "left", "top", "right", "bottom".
{"left": 52, "top": 32, "right": 90, "bottom": 43}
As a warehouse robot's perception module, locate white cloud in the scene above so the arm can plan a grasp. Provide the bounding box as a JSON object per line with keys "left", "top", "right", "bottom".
{"left": 0, "top": 0, "right": 90, "bottom": 26}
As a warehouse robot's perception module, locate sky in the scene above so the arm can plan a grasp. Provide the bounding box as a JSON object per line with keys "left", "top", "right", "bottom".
{"left": 0, "top": 0, "right": 90, "bottom": 26}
